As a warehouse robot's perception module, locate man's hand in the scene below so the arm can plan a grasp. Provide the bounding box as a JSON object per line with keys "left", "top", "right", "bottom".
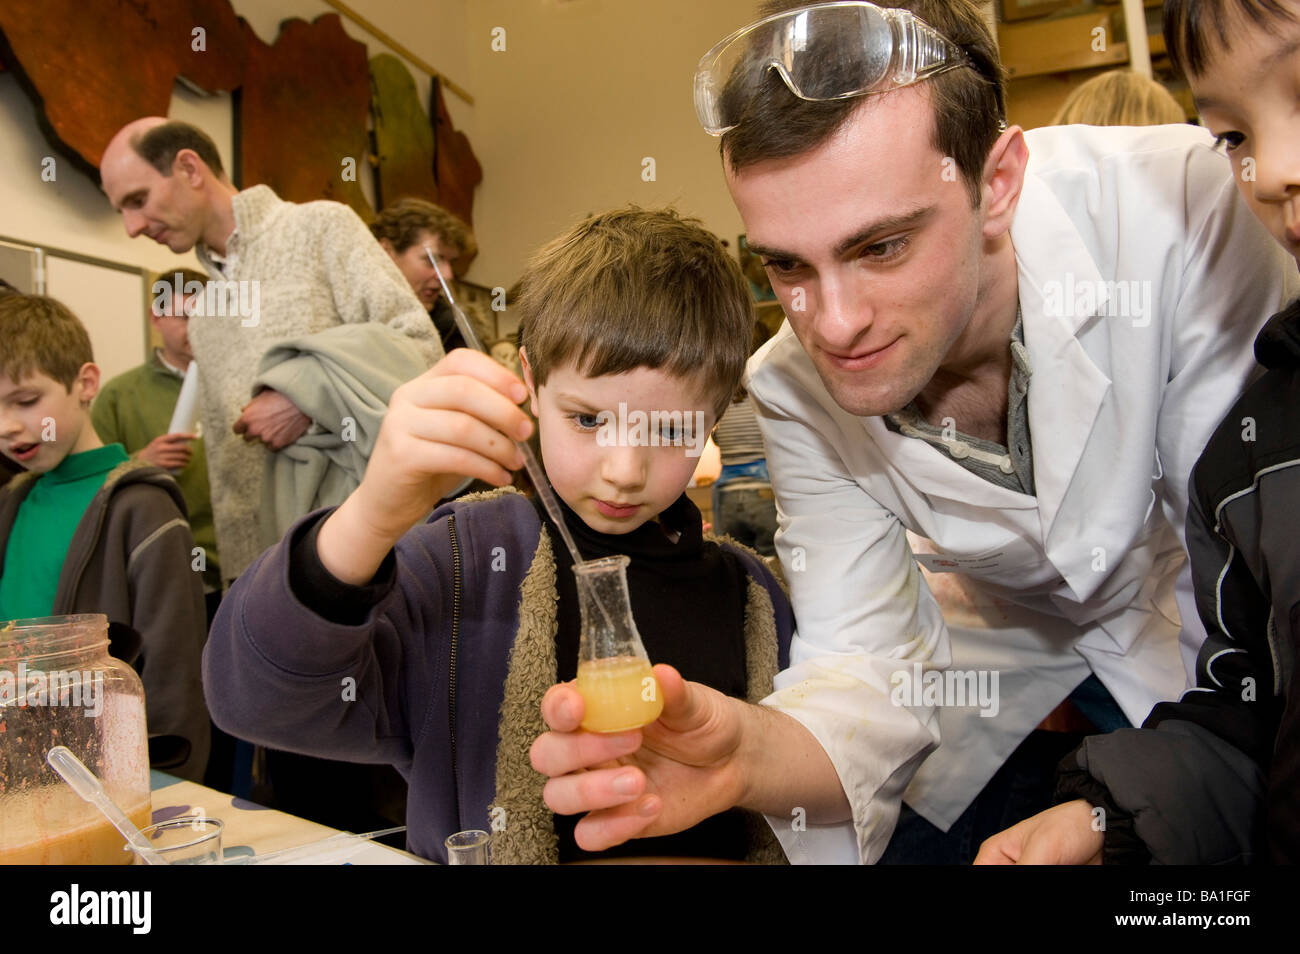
{"left": 136, "top": 432, "right": 197, "bottom": 470}
{"left": 316, "top": 350, "right": 531, "bottom": 585}
{"left": 232, "top": 389, "right": 312, "bottom": 450}
{"left": 530, "top": 664, "right": 749, "bottom": 852}
{"left": 973, "top": 799, "right": 1104, "bottom": 865}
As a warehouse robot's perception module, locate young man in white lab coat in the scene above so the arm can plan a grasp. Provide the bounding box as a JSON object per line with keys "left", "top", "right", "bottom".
{"left": 529, "top": 0, "right": 1299, "bottom": 863}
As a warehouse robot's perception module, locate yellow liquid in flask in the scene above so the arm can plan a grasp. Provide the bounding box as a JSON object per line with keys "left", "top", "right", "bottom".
{"left": 576, "top": 656, "right": 663, "bottom": 733}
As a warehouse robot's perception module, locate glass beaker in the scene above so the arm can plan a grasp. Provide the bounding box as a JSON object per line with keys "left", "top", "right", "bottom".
{"left": 445, "top": 829, "right": 490, "bottom": 865}
{"left": 0, "top": 614, "right": 151, "bottom": 864}
{"left": 573, "top": 556, "right": 663, "bottom": 733}
{"left": 134, "top": 817, "right": 223, "bottom": 865}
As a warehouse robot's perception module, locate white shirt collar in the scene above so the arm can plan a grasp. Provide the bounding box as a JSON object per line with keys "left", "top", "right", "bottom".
{"left": 155, "top": 349, "right": 186, "bottom": 378}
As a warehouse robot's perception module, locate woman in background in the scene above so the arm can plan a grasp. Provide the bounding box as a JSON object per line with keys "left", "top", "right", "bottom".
{"left": 1050, "top": 69, "right": 1187, "bottom": 127}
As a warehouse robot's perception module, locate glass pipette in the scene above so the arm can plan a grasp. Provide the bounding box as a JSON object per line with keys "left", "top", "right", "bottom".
{"left": 426, "top": 248, "right": 588, "bottom": 569}
{"left": 428, "top": 250, "right": 654, "bottom": 727}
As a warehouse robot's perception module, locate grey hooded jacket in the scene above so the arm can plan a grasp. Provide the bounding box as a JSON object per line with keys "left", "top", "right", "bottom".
{"left": 0, "top": 458, "right": 211, "bottom": 781}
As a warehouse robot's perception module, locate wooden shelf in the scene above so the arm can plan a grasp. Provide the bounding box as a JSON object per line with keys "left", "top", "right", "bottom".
{"left": 999, "top": 0, "right": 1187, "bottom": 128}
{"left": 999, "top": 7, "right": 1128, "bottom": 79}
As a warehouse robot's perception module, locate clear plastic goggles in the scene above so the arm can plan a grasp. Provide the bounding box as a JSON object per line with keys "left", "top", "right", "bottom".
{"left": 694, "top": 1, "right": 971, "bottom": 136}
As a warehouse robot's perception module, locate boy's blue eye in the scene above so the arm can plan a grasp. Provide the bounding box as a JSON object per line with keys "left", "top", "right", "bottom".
{"left": 572, "top": 412, "right": 601, "bottom": 430}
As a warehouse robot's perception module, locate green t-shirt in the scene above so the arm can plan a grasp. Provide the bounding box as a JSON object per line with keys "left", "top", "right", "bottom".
{"left": 91, "top": 353, "right": 220, "bottom": 589}
{"left": 0, "top": 444, "right": 129, "bottom": 621}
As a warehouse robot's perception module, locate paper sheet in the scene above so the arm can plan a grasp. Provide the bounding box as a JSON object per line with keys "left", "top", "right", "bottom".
{"left": 168, "top": 362, "right": 201, "bottom": 435}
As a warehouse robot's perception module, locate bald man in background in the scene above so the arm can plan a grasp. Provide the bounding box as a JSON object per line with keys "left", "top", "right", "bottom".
{"left": 99, "top": 117, "right": 442, "bottom": 584}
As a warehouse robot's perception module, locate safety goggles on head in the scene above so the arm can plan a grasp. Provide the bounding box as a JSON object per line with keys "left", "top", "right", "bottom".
{"left": 694, "top": 1, "right": 972, "bottom": 136}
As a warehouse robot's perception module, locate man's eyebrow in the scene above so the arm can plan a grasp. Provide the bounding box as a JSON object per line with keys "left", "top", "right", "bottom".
{"left": 113, "top": 189, "right": 146, "bottom": 211}
{"left": 742, "top": 239, "right": 799, "bottom": 261}
{"left": 831, "top": 207, "right": 936, "bottom": 256}
{"left": 745, "top": 206, "right": 936, "bottom": 262}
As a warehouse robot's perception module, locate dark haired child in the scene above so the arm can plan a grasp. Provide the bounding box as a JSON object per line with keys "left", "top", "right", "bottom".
{"left": 979, "top": 0, "right": 1300, "bottom": 865}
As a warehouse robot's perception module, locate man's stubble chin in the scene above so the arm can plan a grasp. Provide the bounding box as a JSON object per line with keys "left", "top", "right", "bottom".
{"left": 811, "top": 351, "right": 930, "bottom": 420}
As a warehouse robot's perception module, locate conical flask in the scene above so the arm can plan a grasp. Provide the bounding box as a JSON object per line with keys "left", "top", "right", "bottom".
{"left": 573, "top": 556, "right": 663, "bottom": 733}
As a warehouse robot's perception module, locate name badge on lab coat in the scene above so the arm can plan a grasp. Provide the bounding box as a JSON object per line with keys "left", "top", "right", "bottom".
{"left": 913, "top": 551, "right": 1006, "bottom": 574}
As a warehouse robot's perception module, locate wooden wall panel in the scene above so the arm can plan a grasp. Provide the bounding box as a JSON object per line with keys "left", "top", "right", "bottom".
{"left": 236, "top": 14, "right": 373, "bottom": 218}
{"left": 431, "top": 78, "right": 481, "bottom": 228}
{"left": 0, "top": 0, "right": 243, "bottom": 174}
{"left": 370, "top": 52, "right": 438, "bottom": 208}
{"left": 0, "top": 4, "right": 475, "bottom": 225}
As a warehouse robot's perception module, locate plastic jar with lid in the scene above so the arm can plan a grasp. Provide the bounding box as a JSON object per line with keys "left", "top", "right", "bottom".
{"left": 0, "top": 614, "right": 151, "bottom": 864}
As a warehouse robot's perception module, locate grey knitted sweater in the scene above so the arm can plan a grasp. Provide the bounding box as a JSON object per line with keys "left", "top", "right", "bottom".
{"left": 192, "top": 185, "right": 442, "bottom": 579}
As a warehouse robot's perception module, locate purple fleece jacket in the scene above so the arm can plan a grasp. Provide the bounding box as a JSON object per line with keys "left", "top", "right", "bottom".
{"left": 202, "top": 491, "right": 793, "bottom": 862}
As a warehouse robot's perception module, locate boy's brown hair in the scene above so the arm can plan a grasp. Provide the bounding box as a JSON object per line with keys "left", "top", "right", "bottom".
{"left": 720, "top": 0, "right": 1005, "bottom": 208}
{"left": 516, "top": 206, "right": 754, "bottom": 418}
{"left": 0, "top": 294, "right": 95, "bottom": 390}
{"left": 370, "top": 197, "right": 478, "bottom": 259}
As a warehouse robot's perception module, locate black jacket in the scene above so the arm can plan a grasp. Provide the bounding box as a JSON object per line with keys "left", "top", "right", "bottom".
{"left": 1056, "top": 298, "right": 1300, "bottom": 864}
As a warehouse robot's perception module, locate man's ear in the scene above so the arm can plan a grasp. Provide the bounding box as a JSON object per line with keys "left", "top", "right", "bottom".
{"left": 379, "top": 238, "right": 395, "bottom": 257}
{"left": 980, "top": 125, "right": 1029, "bottom": 241}
{"left": 173, "top": 148, "right": 205, "bottom": 187}
{"left": 517, "top": 347, "right": 540, "bottom": 417}
{"left": 75, "top": 362, "right": 101, "bottom": 405}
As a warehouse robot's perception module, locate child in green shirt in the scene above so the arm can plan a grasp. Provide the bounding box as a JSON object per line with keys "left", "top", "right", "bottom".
{"left": 0, "top": 293, "right": 210, "bottom": 781}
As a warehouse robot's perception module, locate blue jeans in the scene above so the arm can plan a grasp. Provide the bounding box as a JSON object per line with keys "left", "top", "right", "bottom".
{"left": 878, "top": 729, "right": 1087, "bottom": 864}
{"left": 712, "top": 462, "right": 777, "bottom": 557}
{"left": 877, "top": 676, "right": 1130, "bottom": 863}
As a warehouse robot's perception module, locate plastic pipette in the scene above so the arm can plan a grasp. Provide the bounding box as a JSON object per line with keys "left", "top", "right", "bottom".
{"left": 231, "top": 826, "right": 409, "bottom": 865}
{"left": 46, "top": 745, "right": 167, "bottom": 865}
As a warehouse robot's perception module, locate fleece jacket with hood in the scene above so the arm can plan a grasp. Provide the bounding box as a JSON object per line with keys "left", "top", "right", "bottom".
{"left": 0, "top": 457, "right": 211, "bottom": 781}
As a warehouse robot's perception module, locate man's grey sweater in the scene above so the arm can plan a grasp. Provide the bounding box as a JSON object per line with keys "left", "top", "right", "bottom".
{"left": 192, "top": 185, "right": 442, "bottom": 579}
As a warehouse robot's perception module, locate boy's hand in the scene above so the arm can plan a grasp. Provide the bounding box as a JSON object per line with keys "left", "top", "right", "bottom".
{"left": 318, "top": 350, "right": 531, "bottom": 584}
{"left": 136, "top": 432, "right": 196, "bottom": 470}
{"left": 530, "top": 664, "right": 749, "bottom": 852}
{"left": 973, "top": 799, "right": 1104, "bottom": 865}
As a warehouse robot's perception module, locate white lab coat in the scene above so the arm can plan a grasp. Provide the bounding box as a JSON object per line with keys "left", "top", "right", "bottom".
{"left": 748, "top": 123, "right": 1300, "bottom": 864}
